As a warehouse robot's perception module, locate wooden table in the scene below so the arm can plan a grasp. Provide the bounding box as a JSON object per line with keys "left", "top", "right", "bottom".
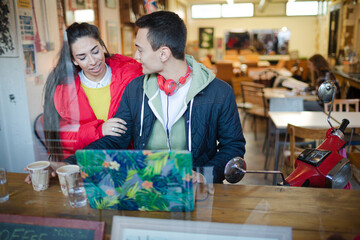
{"left": 263, "top": 88, "right": 318, "bottom": 101}
{"left": 330, "top": 112, "right": 360, "bottom": 128}
{"left": 1, "top": 173, "right": 360, "bottom": 240}
{"left": 248, "top": 67, "right": 292, "bottom": 80}
{"left": 268, "top": 111, "right": 339, "bottom": 130}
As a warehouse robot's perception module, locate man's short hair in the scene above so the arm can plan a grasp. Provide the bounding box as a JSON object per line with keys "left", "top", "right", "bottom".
{"left": 135, "top": 11, "right": 187, "bottom": 60}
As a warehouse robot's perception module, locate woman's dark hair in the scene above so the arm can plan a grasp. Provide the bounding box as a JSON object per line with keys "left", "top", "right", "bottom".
{"left": 135, "top": 11, "right": 187, "bottom": 60}
{"left": 43, "top": 22, "right": 109, "bottom": 161}
{"left": 309, "top": 54, "right": 340, "bottom": 99}
{"left": 309, "top": 54, "right": 330, "bottom": 84}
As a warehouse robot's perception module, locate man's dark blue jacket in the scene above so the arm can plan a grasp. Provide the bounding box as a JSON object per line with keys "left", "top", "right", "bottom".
{"left": 65, "top": 73, "right": 246, "bottom": 183}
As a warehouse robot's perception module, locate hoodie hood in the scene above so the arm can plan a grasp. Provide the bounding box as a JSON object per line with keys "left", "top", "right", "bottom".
{"left": 143, "top": 55, "right": 216, "bottom": 104}
{"left": 139, "top": 55, "right": 216, "bottom": 150}
{"left": 184, "top": 55, "right": 216, "bottom": 102}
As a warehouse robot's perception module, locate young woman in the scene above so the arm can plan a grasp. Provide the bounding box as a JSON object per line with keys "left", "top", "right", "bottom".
{"left": 307, "top": 54, "right": 340, "bottom": 98}
{"left": 44, "top": 22, "right": 142, "bottom": 161}
{"left": 303, "top": 54, "right": 340, "bottom": 111}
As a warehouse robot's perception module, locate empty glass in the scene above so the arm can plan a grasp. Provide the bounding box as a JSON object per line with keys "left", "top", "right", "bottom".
{"left": 65, "top": 171, "right": 87, "bottom": 208}
{"left": 0, "top": 168, "right": 9, "bottom": 203}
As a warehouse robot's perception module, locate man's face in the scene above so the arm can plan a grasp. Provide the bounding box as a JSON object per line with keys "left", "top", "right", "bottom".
{"left": 134, "top": 28, "right": 163, "bottom": 75}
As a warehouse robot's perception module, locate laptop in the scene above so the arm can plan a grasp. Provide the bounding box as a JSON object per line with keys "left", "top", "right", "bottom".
{"left": 75, "top": 149, "right": 194, "bottom": 212}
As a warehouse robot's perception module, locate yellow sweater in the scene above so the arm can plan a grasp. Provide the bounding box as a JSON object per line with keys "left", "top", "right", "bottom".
{"left": 81, "top": 83, "right": 111, "bottom": 121}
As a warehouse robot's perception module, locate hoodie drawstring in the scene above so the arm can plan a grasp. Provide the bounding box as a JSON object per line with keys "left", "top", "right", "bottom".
{"left": 140, "top": 90, "right": 145, "bottom": 137}
{"left": 188, "top": 98, "right": 194, "bottom": 152}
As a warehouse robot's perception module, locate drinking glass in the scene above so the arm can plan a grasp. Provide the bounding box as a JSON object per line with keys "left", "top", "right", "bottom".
{"left": 0, "top": 168, "right": 9, "bottom": 203}
{"left": 65, "top": 171, "right": 87, "bottom": 208}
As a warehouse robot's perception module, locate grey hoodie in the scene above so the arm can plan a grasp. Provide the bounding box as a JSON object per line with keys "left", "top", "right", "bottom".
{"left": 142, "top": 55, "right": 216, "bottom": 151}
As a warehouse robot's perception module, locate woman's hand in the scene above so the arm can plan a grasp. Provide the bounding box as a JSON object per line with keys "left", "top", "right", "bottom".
{"left": 24, "top": 162, "right": 68, "bottom": 184}
{"left": 102, "top": 118, "right": 127, "bottom": 137}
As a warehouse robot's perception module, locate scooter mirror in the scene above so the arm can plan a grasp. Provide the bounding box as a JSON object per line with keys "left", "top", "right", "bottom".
{"left": 224, "top": 157, "right": 247, "bottom": 183}
{"left": 317, "top": 80, "right": 335, "bottom": 103}
{"left": 225, "top": 157, "right": 287, "bottom": 185}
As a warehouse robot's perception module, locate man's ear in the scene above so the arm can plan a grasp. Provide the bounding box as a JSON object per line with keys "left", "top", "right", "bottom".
{"left": 159, "top": 47, "right": 171, "bottom": 62}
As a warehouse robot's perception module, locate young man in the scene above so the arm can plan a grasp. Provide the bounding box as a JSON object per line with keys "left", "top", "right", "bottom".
{"left": 64, "top": 11, "right": 246, "bottom": 183}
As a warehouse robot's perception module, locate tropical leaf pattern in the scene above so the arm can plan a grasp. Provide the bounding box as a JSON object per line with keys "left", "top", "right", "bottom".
{"left": 75, "top": 150, "right": 194, "bottom": 211}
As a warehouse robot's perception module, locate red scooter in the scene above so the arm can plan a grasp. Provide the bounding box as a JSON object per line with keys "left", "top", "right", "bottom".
{"left": 225, "top": 81, "right": 352, "bottom": 188}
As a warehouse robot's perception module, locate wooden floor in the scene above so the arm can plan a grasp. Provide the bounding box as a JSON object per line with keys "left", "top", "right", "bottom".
{"left": 229, "top": 109, "right": 360, "bottom": 190}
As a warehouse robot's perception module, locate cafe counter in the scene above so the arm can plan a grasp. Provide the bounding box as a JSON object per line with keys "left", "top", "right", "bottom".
{"left": 1, "top": 172, "right": 360, "bottom": 239}
{"left": 333, "top": 66, "right": 360, "bottom": 98}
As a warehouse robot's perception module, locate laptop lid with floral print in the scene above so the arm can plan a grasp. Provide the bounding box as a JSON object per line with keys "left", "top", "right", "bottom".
{"left": 75, "top": 150, "right": 194, "bottom": 212}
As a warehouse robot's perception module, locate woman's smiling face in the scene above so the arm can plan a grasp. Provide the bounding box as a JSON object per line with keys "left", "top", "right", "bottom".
{"left": 71, "top": 37, "right": 106, "bottom": 82}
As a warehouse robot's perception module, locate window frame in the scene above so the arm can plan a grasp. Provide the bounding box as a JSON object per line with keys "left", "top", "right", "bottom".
{"left": 191, "top": 3, "right": 254, "bottom": 19}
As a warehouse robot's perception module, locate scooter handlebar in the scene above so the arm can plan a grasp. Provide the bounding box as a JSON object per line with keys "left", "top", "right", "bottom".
{"left": 338, "top": 118, "right": 350, "bottom": 133}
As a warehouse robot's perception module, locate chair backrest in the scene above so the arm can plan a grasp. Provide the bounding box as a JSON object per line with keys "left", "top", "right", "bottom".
{"left": 324, "top": 99, "right": 360, "bottom": 113}
{"left": 275, "top": 57, "right": 287, "bottom": 68}
{"left": 225, "top": 49, "right": 238, "bottom": 55}
{"left": 285, "top": 124, "right": 328, "bottom": 176}
{"left": 224, "top": 54, "right": 240, "bottom": 63}
{"left": 269, "top": 97, "right": 304, "bottom": 112}
{"left": 258, "top": 69, "right": 279, "bottom": 87}
{"left": 215, "top": 61, "right": 234, "bottom": 84}
{"left": 240, "top": 54, "right": 259, "bottom": 67}
{"left": 232, "top": 76, "right": 252, "bottom": 96}
{"left": 240, "top": 81, "right": 266, "bottom": 109}
{"left": 34, "top": 113, "right": 47, "bottom": 150}
{"left": 199, "top": 56, "right": 213, "bottom": 70}
{"left": 34, "top": 113, "right": 70, "bottom": 161}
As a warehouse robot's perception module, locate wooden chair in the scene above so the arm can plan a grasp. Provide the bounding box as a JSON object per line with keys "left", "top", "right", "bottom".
{"left": 324, "top": 98, "right": 360, "bottom": 150}
{"left": 348, "top": 152, "right": 360, "bottom": 184}
{"left": 34, "top": 113, "right": 73, "bottom": 161}
{"left": 324, "top": 99, "right": 359, "bottom": 113}
{"left": 264, "top": 97, "right": 307, "bottom": 177}
{"left": 215, "top": 61, "right": 234, "bottom": 86}
{"left": 34, "top": 113, "right": 47, "bottom": 148}
{"left": 240, "top": 82, "right": 268, "bottom": 140}
{"left": 283, "top": 124, "right": 328, "bottom": 177}
{"left": 264, "top": 98, "right": 304, "bottom": 172}
{"left": 231, "top": 76, "right": 252, "bottom": 96}
{"left": 225, "top": 49, "right": 239, "bottom": 55}
{"left": 240, "top": 54, "right": 259, "bottom": 68}
{"left": 224, "top": 54, "right": 240, "bottom": 63}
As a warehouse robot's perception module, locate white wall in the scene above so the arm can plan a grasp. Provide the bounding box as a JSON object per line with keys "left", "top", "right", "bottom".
{"left": 99, "top": 1, "right": 122, "bottom": 54}
{"left": 0, "top": 0, "right": 60, "bottom": 172}
{"left": 29, "top": 0, "right": 61, "bottom": 162}
{"left": 0, "top": 39, "right": 35, "bottom": 172}
{"left": 0, "top": 0, "right": 126, "bottom": 172}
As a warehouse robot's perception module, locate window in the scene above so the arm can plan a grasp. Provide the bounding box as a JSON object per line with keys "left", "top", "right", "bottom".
{"left": 192, "top": 3, "right": 254, "bottom": 19}
{"left": 191, "top": 4, "right": 221, "bottom": 19}
{"left": 222, "top": 3, "right": 254, "bottom": 18}
{"left": 286, "top": 1, "right": 319, "bottom": 16}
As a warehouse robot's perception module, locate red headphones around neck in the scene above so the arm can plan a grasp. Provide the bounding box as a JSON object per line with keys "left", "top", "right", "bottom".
{"left": 157, "top": 64, "right": 191, "bottom": 96}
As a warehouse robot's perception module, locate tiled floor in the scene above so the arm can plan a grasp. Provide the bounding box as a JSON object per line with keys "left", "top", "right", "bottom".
{"left": 225, "top": 109, "right": 360, "bottom": 190}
